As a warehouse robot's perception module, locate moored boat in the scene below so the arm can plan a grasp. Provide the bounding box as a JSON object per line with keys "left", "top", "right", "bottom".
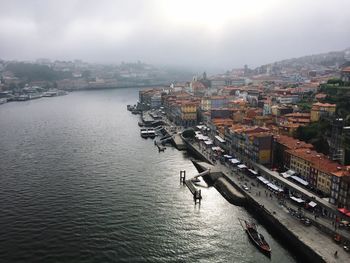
{"left": 140, "top": 128, "right": 156, "bottom": 138}
{"left": 243, "top": 220, "right": 271, "bottom": 257}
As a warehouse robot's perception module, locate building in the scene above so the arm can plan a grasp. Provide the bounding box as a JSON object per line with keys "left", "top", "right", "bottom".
{"left": 276, "top": 95, "right": 300, "bottom": 104}
{"left": 211, "top": 96, "right": 231, "bottom": 109}
{"left": 310, "top": 102, "right": 336, "bottom": 122}
{"left": 333, "top": 170, "right": 350, "bottom": 208}
{"left": 169, "top": 100, "right": 200, "bottom": 127}
{"left": 210, "top": 108, "right": 235, "bottom": 119}
{"left": 229, "top": 126, "right": 273, "bottom": 165}
{"left": 329, "top": 118, "right": 346, "bottom": 164}
{"left": 341, "top": 66, "right": 350, "bottom": 82}
{"left": 273, "top": 135, "right": 313, "bottom": 170}
{"left": 287, "top": 148, "right": 342, "bottom": 196}
{"left": 191, "top": 81, "right": 207, "bottom": 96}
{"left": 139, "top": 88, "right": 163, "bottom": 108}
{"left": 200, "top": 97, "right": 211, "bottom": 111}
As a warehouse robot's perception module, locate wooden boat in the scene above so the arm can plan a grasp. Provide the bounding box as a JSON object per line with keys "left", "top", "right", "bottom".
{"left": 244, "top": 220, "right": 271, "bottom": 257}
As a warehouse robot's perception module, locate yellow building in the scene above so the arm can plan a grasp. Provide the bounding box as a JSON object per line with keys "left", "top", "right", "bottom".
{"left": 200, "top": 97, "right": 211, "bottom": 111}
{"left": 179, "top": 102, "right": 199, "bottom": 126}
{"left": 316, "top": 170, "right": 332, "bottom": 195}
{"left": 289, "top": 152, "right": 311, "bottom": 180}
{"left": 310, "top": 102, "right": 336, "bottom": 122}
{"left": 287, "top": 148, "right": 341, "bottom": 195}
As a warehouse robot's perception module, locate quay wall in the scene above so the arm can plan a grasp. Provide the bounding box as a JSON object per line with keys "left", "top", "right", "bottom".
{"left": 184, "top": 139, "right": 325, "bottom": 263}
{"left": 244, "top": 194, "right": 325, "bottom": 263}
{"left": 214, "top": 176, "right": 246, "bottom": 206}
{"left": 182, "top": 137, "right": 214, "bottom": 165}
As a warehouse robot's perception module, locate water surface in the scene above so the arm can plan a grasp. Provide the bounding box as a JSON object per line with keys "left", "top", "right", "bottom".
{"left": 0, "top": 89, "right": 297, "bottom": 262}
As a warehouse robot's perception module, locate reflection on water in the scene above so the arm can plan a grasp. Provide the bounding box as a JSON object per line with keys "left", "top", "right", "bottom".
{"left": 0, "top": 89, "right": 297, "bottom": 262}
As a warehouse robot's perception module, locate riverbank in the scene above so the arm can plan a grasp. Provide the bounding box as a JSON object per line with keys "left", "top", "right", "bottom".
{"left": 183, "top": 137, "right": 350, "bottom": 263}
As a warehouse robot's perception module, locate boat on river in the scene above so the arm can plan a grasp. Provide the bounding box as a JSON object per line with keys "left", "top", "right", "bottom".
{"left": 140, "top": 128, "right": 156, "bottom": 139}
{"left": 240, "top": 219, "right": 271, "bottom": 257}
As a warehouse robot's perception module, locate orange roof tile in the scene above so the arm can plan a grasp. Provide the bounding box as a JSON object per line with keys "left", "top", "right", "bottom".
{"left": 274, "top": 135, "right": 313, "bottom": 150}
{"left": 286, "top": 148, "right": 342, "bottom": 174}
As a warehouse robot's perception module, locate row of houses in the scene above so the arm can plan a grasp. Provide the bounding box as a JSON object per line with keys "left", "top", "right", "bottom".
{"left": 273, "top": 135, "right": 350, "bottom": 208}
{"left": 138, "top": 84, "right": 349, "bottom": 209}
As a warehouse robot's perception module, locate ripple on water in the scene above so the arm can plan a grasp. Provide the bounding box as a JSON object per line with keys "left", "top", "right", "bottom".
{"left": 0, "top": 90, "right": 297, "bottom": 263}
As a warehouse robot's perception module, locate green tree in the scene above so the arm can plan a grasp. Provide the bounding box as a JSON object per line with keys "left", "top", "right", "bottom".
{"left": 182, "top": 128, "right": 195, "bottom": 139}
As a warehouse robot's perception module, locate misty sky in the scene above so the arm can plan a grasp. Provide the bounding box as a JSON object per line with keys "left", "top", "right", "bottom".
{"left": 0, "top": 0, "right": 349, "bottom": 71}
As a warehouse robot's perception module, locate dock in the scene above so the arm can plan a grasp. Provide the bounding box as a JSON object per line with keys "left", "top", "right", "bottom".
{"left": 154, "top": 141, "right": 166, "bottom": 152}
{"left": 173, "top": 133, "right": 186, "bottom": 150}
{"left": 184, "top": 179, "right": 202, "bottom": 202}
{"left": 179, "top": 170, "right": 202, "bottom": 202}
{"left": 184, "top": 179, "right": 197, "bottom": 195}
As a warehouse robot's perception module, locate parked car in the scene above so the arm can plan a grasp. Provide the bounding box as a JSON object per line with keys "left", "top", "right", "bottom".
{"left": 301, "top": 218, "right": 312, "bottom": 226}
{"left": 242, "top": 184, "right": 249, "bottom": 191}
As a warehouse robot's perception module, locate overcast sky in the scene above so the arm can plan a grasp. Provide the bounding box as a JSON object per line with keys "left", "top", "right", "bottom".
{"left": 0, "top": 0, "right": 349, "bottom": 71}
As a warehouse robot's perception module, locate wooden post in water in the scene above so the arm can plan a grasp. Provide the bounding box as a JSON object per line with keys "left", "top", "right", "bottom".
{"left": 194, "top": 189, "right": 202, "bottom": 204}
{"left": 180, "top": 170, "right": 186, "bottom": 184}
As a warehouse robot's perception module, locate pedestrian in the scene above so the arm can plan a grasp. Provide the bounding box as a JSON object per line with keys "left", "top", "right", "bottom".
{"left": 334, "top": 251, "right": 338, "bottom": 257}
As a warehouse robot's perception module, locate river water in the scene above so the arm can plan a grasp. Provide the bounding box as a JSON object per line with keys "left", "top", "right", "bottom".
{"left": 0, "top": 89, "right": 297, "bottom": 262}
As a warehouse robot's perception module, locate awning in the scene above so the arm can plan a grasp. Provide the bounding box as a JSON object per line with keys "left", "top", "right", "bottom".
{"left": 204, "top": 140, "right": 213, "bottom": 145}
{"left": 230, "top": 159, "right": 240, "bottom": 164}
{"left": 291, "top": 175, "right": 309, "bottom": 186}
{"left": 215, "top": 135, "right": 226, "bottom": 143}
{"left": 338, "top": 208, "right": 350, "bottom": 214}
{"left": 281, "top": 169, "right": 296, "bottom": 178}
{"left": 267, "top": 183, "right": 283, "bottom": 192}
{"left": 290, "top": 196, "right": 305, "bottom": 203}
{"left": 212, "top": 146, "right": 224, "bottom": 152}
{"left": 257, "top": 176, "right": 270, "bottom": 185}
{"left": 281, "top": 172, "right": 290, "bottom": 178}
{"left": 308, "top": 201, "right": 317, "bottom": 208}
{"left": 197, "top": 135, "right": 209, "bottom": 140}
{"left": 237, "top": 164, "right": 247, "bottom": 169}
{"left": 248, "top": 169, "right": 258, "bottom": 175}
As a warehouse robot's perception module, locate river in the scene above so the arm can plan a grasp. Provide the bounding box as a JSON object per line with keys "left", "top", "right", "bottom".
{"left": 0, "top": 89, "right": 297, "bottom": 262}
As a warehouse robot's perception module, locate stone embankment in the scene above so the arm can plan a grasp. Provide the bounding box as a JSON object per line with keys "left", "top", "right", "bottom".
{"left": 183, "top": 138, "right": 336, "bottom": 263}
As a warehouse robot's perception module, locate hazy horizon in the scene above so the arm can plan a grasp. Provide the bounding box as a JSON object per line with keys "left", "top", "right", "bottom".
{"left": 1, "top": 0, "right": 350, "bottom": 72}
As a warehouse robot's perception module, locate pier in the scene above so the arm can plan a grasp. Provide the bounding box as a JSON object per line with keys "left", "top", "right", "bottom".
{"left": 154, "top": 140, "right": 166, "bottom": 152}
{"left": 180, "top": 170, "right": 202, "bottom": 203}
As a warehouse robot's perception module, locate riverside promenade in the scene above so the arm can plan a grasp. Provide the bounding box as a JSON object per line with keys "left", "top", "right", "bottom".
{"left": 186, "top": 139, "right": 350, "bottom": 263}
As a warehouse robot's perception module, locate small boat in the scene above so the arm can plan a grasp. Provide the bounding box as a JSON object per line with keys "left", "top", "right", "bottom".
{"left": 132, "top": 109, "right": 141, "bottom": 115}
{"left": 244, "top": 220, "right": 271, "bottom": 257}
